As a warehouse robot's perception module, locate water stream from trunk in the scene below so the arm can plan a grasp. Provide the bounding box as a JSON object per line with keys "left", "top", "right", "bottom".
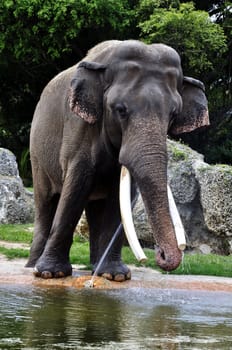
{"left": 86, "top": 195, "right": 138, "bottom": 288}
{"left": 86, "top": 223, "right": 123, "bottom": 287}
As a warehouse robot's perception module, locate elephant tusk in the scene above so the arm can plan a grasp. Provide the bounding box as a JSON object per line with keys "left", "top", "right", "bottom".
{"left": 167, "top": 185, "right": 186, "bottom": 251}
{"left": 119, "top": 166, "right": 147, "bottom": 263}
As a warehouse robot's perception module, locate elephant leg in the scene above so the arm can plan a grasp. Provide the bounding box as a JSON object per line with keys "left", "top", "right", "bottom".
{"left": 86, "top": 179, "right": 136, "bottom": 282}
{"left": 26, "top": 194, "right": 60, "bottom": 267}
{"left": 26, "top": 166, "right": 60, "bottom": 267}
{"left": 85, "top": 199, "right": 105, "bottom": 266}
{"left": 34, "top": 167, "right": 93, "bottom": 278}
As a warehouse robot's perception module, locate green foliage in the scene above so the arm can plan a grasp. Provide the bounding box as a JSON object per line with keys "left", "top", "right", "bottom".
{"left": 0, "top": 0, "right": 231, "bottom": 166}
{"left": 171, "top": 253, "right": 232, "bottom": 277}
{"left": 122, "top": 246, "right": 157, "bottom": 267}
{"left": 123, "top": 247, "right": 232, "bottom": 277}
{"left": 0, "top": 224, "right": 33, "bottom": 243}
{"left": 169, "top": 144, "right": 188, "bottom": 161}
{"left": 203, "top": 112, "right": 232, "bottom": 165}
{"left": 0, "top": 246, "right": 29, "bottom": 259}
{"left": 70, "top": 240, "right": 91, "bottom": 268}
{"left": 137, "top": 1, "right": 232, "bottom": 165}
{"left": 0, "top": 0, "right": 134, "bottom": 162}
{"left": 138, "top": 2, "right": 227, "bottom": 76}
{"left": 0, "top": 0, "right": 132, "bottom": 64}
{"left": 135, "top": 0, "right": 180, "bottom": 21}
{"left": 18, "top": 147, "right": 32, "bottom": 185}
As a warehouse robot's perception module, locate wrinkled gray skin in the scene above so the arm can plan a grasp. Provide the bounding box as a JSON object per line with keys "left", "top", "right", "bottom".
{"left": 26, "top": 40, "right": 209, "bottom": 281}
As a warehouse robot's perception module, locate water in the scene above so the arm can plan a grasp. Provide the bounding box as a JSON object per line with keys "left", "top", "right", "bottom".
{"left": 0, "top": 285, "right": 232, "bottom": 349}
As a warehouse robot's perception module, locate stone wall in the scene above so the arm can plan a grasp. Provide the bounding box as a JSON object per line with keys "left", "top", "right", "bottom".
{"left": 0, "top": 148, "right": 34, "bottom": 224}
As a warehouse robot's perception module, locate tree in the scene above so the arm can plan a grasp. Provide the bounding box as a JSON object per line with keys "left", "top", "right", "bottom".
{"left": 0, "top": 0, "right": 134, "bottom": 160}
{"left": 0, "top": 0, "right": 231, "bottom": 169}
{"left": 138, "top": 2, "right": 227, "bottom": 79}
{"left": 136, "top": 1, "right": 232, "bottom": 164}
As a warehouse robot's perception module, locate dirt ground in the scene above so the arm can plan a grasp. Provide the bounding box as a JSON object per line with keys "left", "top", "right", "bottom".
{"left": 1, "top": 254, "right": 232, "bottom": 292}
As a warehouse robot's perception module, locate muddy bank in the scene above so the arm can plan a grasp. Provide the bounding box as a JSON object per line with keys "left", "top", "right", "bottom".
{"left": 0, "top": 255, "right": 232, "bottom": 292}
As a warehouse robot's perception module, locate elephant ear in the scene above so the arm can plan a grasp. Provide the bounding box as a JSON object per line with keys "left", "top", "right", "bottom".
{"left": 170, "top": 77, "right": 209, "bottom": 135}
{"left": 69, "top": 61, "right": 106, "bottom": 124}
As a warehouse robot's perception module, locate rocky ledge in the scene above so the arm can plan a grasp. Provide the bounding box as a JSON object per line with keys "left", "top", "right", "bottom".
{"left": 0, "top": 148, "right": 34, "bottom": 224}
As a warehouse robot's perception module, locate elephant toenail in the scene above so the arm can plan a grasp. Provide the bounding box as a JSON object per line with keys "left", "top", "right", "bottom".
{"left": 101, "top": 273, "right": 113, "bottom": 280}
{"left": 126, "top": 271, "right": 132, "bottom": 280}
{"left": 114, "top": 274, "right": 125, "bottom": 282}
{"left": 54, "top": 271, "right": 65, "bottom": 278}
{"left": 33, "top": 267, "right": 41, "bottom": 277}
{"left": 41, "top": 271, "right": 53, "bottom": 279}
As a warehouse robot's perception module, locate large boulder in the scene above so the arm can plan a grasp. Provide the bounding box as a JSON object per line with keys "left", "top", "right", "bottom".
{"left": 0, "top": 148, "right": 34, "bottom": 224}
{"left": 134, "top": 139, "right": 232, "bottom": 255}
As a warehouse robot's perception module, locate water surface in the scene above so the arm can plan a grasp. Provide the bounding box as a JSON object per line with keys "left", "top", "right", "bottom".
{"left": 0, "top": 285, "right": 232, "bottom": 349}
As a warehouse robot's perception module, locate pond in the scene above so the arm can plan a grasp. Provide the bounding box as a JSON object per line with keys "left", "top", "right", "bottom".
{"left": 0, "top": 285, "right": 232, "bottom": 349}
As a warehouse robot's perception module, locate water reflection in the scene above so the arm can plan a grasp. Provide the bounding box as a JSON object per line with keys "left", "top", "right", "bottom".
{"left": 0, "top": 286, "right": 232, "bottom": 349}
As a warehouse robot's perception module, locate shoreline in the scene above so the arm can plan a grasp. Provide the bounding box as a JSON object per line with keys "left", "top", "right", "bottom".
{"left": 1, "top": 255, "right": 232, "bottom": 292}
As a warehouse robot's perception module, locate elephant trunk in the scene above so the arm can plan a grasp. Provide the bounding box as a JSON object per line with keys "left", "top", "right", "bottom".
{"left": 119, "top": 131, "right": 182, "bottom": 271}
{"left": 138, "top": 163, "right": 182, "bottom": 271}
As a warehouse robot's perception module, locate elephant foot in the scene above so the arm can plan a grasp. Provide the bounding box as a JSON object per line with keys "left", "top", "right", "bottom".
{"left": 25, "top": 258, "right": 36, "bottom": 268}
{"left": 25, "top": 249, "right": 45, "bottom": 268}
{"left": 92, "top": 261, "right": 131, "bottom": 282}
{"left": 33, "top": 256, "right": 72, "bottom": 279}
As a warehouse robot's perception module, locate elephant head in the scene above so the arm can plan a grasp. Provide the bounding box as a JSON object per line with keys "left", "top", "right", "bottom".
{"left": 69, "top": 40, "right": 209, "bottom": 271}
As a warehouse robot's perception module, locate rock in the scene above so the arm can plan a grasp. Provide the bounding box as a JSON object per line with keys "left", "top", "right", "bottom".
{"left": 133, "top": 139, "right": 232, "bottom": 255}
{"left": 133, "top": 194, "right": 153, "bottom": 245}
{"left": 0, "top": 148, "right": 34, "bottom": 224}
{"left": 75, "top": 211, "right": 89, "bottom": 240}
{"left": 199, "top": 244, "right": 212, "bottom": 254}
{"left": 195, "top": 164, "right": 232, "bottom": 238}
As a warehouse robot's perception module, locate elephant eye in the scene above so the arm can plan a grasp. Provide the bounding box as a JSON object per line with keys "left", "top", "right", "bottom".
{"left": 114, "top": 103, "right": 128, "bottom": 119}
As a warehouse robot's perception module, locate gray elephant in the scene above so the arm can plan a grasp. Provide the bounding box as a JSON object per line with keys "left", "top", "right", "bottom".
{"left": 26, "top": 40, "right": 209, "bottom": 281}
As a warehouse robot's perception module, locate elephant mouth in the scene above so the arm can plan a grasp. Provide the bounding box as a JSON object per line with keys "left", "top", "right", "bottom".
{"left": 119, "top": 166, "right": 185, "bottom": 271}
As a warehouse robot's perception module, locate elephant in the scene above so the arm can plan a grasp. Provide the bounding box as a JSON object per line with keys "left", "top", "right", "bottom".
{"left": 26, "top": 40, "right": 209, "bottom": 281}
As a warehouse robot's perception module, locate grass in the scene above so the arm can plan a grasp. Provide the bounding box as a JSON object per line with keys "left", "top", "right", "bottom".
{"left": 0, "top": 246, "right": 29, "bottom": 259}
{"left": 0, "top": 224, "right": 232, "bottom": 277}
{"left": 70, "top": 238, "right": 92, "bottom": 268}
{"left": 122, "top": 247, "right": 232, "bottom": 277}
{"left": 26, "top": 187, "right": 34, "bottom": 193}
{"left": 0, "top": 224, "right": 33, "bottom": 243}
{"left": 172, "top": 253, "right": 232, "bottom": 277}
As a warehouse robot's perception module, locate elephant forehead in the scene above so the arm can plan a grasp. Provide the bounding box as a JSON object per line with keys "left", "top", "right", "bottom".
{"left": 112, "top": 40, "right": 181, "bottom": 68}
{"left": 108, "top": 60, "right": 179, "bottom": 89}
{"left": 114, "top": 40, "right": 147, "bottom": 59}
